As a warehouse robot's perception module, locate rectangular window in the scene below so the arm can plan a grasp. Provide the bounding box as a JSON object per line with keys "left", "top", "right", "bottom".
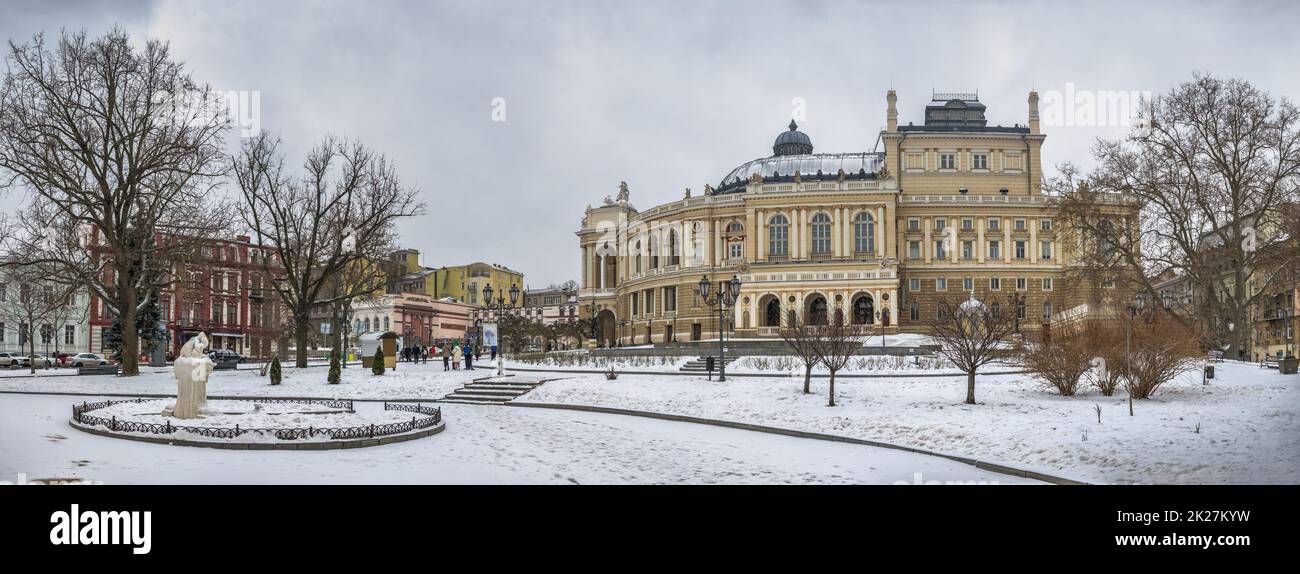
{"left": 65, "top": 325, "right": 75, "bottom": 345}
{"left": 1041, "top": 219, "right": 1053, "bottom": 231}
{"left": 227, "top": 302, "right": 238, "bottom": 325}
{"left": 934, "top": 240, "right": 947, "bottom": 259}
{"left": 962, "top": 241, "right": 974, "bottom": 259}
{"left": 729, "top": 243, "right": 743, "bottom": 259}
{"left": 1015, "top": 218, "right": 1026, "bottom": 231}
{"left": 0, "top": 322, "right": 6, "bottom": 342}
{"left": 1015, "top": 241, "right": 1026, "bottom": 259}
{"left": 1042, "top": 278, "right": 1053, "bottom": 291}
{"left": 973, "top": 154, "right": 988, "bottom": 170}
{"left": 1043, "top": 302, "right": 1053, "bottom": 321}
{"left": 908, "top": 218, "right": 920, "bottom": 231}
{"left": 963, "top": 277, "right": 974, "bottom": 292}
{"left": 1017, "top": 301, "right": 1026, "bottom": 320}
{"left": 0, "top": 283, "right": 6, "bottom": 301}
{"left": 990, "top": 277, "right": 1001, "bottom": 290}
{"left": 211, "top": 303, "right": 221, "bottom": 323}
{"left": 934, "top": 218, "right": 946, "bottom": 231}
{"left": 988, "top": 217, "right": 1001, "bottom": 231}
{"left": 1016, "top": 277, "right": 1027, "bottom": 291}
{"left": 909, "top": 278, "right": 920, "bottom": 291}
{"left": 988, "top": 241, "right": 1001, "bottom": 259}
{"left": 1040, "top": 241, "right": 1053, "bottom": 259}
{"left": 962, "top": 218, "right": 974, "bottom": 231}
{"left": 631, "top": 293, "right": 639, "bottom": 315}
{"left": 664, "top": 287, "right": 677, "bottom": 312}
{"left": 910, "top": 304, "right": 919, "bottom": 321}
{"left": 645, "top": 290, "right": 655, "bottom": 316}
{"left": 936, "top": 278, "right": 948, "bottom": 291}
{"left": 908, "top": 241, "right": 921, "bottom": 259}
{"left": 18, "top": 323, "right": 28, "bottom": 346}
{"left": 940, "top": 153, "right": 956, "bottom": 170}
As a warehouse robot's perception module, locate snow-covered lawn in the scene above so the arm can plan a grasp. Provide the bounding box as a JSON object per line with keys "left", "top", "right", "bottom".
{"left": 2, "top": 359, "right": 1295, "bottom": 484}
{"left": 0, "top": 395, "right": 1032, "bottom": 485}
{"left": 521, "top": 361, "right": 1300, "bottom": 485}
{"left": 0, "top": 361, "right": 481, "bottom": 400}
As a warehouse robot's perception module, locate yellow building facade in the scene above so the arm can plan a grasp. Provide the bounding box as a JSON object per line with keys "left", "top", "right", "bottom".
{"left": 388, "top": 249, "right": 524, "bottom": 306}
{"left": 577, "top": 90, "right": 1125, "bottom": 347}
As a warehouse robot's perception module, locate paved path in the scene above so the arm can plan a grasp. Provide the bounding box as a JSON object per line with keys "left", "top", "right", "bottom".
{"left": 0, "top": 394, "right": 1040, "bottom": 485}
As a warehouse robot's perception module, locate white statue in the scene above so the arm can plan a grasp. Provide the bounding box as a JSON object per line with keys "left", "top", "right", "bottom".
{"left": 167, "top": 333, "right": 216, "bottom": 419}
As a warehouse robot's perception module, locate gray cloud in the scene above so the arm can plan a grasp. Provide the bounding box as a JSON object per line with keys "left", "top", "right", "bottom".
{"left": 3, "top": 0, "right": 1298, "bottom": 287}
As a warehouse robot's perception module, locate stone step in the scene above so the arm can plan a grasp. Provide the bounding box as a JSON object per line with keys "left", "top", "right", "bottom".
{"left": 435, "top": 398, "right": 508, "bottom": 405}
{"left": 454, "top": 388, "right": 529, "bottom": 397}
{"left": 466, "top": 383, "right": 540, "bottom": 391}
{"left": 442, "top": 393, "right": 516, "bottom": 402}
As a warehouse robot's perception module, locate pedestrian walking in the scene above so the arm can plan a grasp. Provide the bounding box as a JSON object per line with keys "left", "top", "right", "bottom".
{"left": 441, "top": 344, "right": 450, "bottom": 371}
{"left": 463, "top": 343, "right": 473, "bottom": 370}
{"left": 451, "top": 342, "right": 462, "bottom": 370}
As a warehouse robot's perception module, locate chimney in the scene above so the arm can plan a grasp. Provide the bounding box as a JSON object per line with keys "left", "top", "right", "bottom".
{"left": 1028, "top": 90, "right": 1040, "bottom": 134}
{"left": 886, "top": 90, "right": 898, "bottom": 132}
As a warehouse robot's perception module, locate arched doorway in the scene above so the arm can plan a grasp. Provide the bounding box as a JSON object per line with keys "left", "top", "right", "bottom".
{"left": 807, "top": 295, "right": 829, "bottom": 325}
{"left": 595, "top": 309, "right": 616, "bottom": 348}
{"left": 853, "top": 294, "right": 875, "bottom": 325}
{"left": 761, "top": 295, "right": 782, "bottom": 327}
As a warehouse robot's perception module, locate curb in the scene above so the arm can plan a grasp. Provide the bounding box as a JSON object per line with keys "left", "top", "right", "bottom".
{"left": 497, "top": 365, "right": 1030, "bottom": 378}
{"left": 0, "top": 390, "right": 450, "bottom": 403}
{"left": 68, "top": 419, "right": 445, "bottom": 450}
{"left": 504, "top": 401, "right": 1088, "bottom": 485}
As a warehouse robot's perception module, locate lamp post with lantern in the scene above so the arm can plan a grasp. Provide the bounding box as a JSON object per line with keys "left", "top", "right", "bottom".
{"left": 482, "top": 282, "right": 520, "bottom": 376}
{"left": 699, "top": 274, "right": 741, "bottom": 382}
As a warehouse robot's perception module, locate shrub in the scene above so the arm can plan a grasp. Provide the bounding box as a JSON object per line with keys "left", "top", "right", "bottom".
{"left": 372, "top": 347, "right": 385, "bottom": 376}
{"left": 1126, "top": 312, "right": 1201, "bottom": 399}
{"left": 269, "top": 356, "right": 282, "bottom": 386}
{"left": 328, "top": 352, "right": 341, "bottom": 384}
{"left": 1018, "top": 321, "right": 1093, "bottom": 396}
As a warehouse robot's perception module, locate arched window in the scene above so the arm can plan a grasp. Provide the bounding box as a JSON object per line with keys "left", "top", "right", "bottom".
{"left": 354, "top": 319, "right": 362, "bottom": 333}
{"left": 635, "top": 241, "right": 642, "bottom": 273}
{"left": 764, "top": 298, "right": 782, "bottom": 327}
{"left": 768, "top": 214, "right": 789, "bottom": 257}
{"left": 808, "top": 296, "right": 828, "bottom": 325}
{"left": 383, "top": 316, "right": 390, "bottom": 331}
{"left": 810, "top": 213, "right": 832, "bottom": 256}
{"left": 853, "top": 295, "right": 874, "bottom": 325}
{"left": 668, "top": 229, "right": 679, "bottom": 266}
{"left": 854, "top": 212, "right": 876, "bottom": 255}
{"left": 363, "top": 318, "right": 371, "bottom": 332}
{"left": 727, "top": 221, "right": 743, "bottom": 234}
{"left": 649, "top": 233, "right": 659, "bottom": 268}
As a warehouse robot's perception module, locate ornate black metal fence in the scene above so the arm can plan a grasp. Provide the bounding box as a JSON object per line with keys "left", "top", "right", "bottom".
{"left": 71, "top": 398, "right": 441, "bottom": 442}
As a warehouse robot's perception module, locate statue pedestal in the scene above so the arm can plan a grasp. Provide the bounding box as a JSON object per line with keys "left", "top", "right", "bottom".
{"left": 171, "top": 355, "right": 213, "bottom": 420}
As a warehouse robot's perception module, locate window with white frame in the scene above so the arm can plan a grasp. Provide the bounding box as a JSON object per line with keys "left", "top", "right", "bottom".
{"left": 768, "top": 214, "right": 789, "bottom": 257}
{"left": 1043, "top": 302, "right": 1053, "bottom": 321}
{"left": 934, "top": 240, "right": 947, "bottom": 259}
{"left": 962, "top": 218, "right": 973, "bottom": 230}
{"left": 1015, "top": 218, "right": 1026, "bottom": 231}
{"left": 962, "top": 240, "right": 974, "bottom": 259}
{"left": 988, "top": 217, "right": 1001, "bottom": 231}
{"left": 1015, "top": 241, "right": 1026, "bottom": 259}
{"left": 1016, "top": 277, "right": 1027, "bottom": 291}
{"left": 1040, "top": 240, "right": 1053, "bottom": 259}
{"left": 1040, "top": 219, "right": 1053, "bottom": 231}
{"left": 729, "top": 242, "right": 743, "bottom": 259}
{"left": 908, "top": 241, "right": 921, "bottom": 259}
{"left": 854, "top": 212, "right": 876, "bottom": 254}
{"left": 664, "top": 286, "right": 677, "bottom": 312}
{"left": 990, "top": 277, "right": 1001, "bottom": 290}
{"left": 973, "top": 153, "right": 988, "bottom": 170}
{"left": 963, "top": 277, "right": 974, "bottom": 291}
{"left": 909, "top": 278, "right": 920, "bottom": 291}
{"left": 1042, "top": 278, "right": 1053, "bottom": 291}
{"left": 988, "top": 240, "right": 1001, "bottom": 259}
{"left": 908, "top": 218, "right": 920, "bottom": 231}
{"left": 810, "top": 213, "right": 832, "bottom": 256}
{"left": 937, "top": 278, "right": 948, "bottom": 291}
{"left": 934, "top": 218, "right": 946, "bottom": 231}
{"left": 940, "top": 153, "right": 956, "bottom": 170}
{"left": 64, "top": 325, "right": 75, "bottom": 345}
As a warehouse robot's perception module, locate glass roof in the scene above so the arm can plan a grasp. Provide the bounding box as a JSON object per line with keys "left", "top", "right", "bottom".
{"left": 719, "top": 152, "right": 885, "bottom": 189}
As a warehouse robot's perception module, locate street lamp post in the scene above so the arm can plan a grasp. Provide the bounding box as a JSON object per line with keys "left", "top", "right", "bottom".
{"left": 482, "top": 282, "right": 520, "bottom": 377}
{"left": 619, "top": 319, "right": 628, "bottom": 347}
{"left": 1126, "top": 295, "right": 1145, "bottom": 417}
{"left": 699, "top": 274, "right": 741, "bottom": 382}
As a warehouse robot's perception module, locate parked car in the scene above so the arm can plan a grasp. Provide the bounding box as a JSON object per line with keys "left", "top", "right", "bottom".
{"left": 208, "top": 349, "right": 243, "bottom": 364}
{"left": 0, "top": 352, "right": 30, "bottom": 367}
{"left": 68, "top": 353, "right": 109, "bottom": 367}
{"left": 29, "top": 354, "right": 54, "bottom": 368}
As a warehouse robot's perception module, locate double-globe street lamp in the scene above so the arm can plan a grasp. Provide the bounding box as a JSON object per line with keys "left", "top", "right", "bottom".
{"left": 482, "top": 282, "right": 520, "bottom": 376}
{"left": 698, "top": 274, "right": 741, "bottom": 382}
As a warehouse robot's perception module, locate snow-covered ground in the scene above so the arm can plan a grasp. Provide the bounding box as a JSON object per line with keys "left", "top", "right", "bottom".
{"left": 520, "top": 361, "right": 1300, "bottom": 485}
{"left": 2, "top": 359, "right": 1294, "bottom": 484}
{"left": 0, "top": 394, "right": 1033, "bottom": 485}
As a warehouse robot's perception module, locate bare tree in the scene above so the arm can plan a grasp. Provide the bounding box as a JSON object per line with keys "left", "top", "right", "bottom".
{"left": 0, "top": 29, "right": 233, "bottom": 376}
{"left": 778, "top": 307, "right": 821, "bottom": 394}
{"left": 1125, "top": 310, "right": 1203, "bottom": 399}
{"left": 0, "top": 263, "right": 77, "bottom": 373}
{"left": 811, "top": 309, "right": 869, "bottom": 407}
{"left": 1016, "top": 319, "right": 1093, "bottom": 396}
{"left": 1053, "top": 74, "right": 1300, "bottom": 357}
{"left": 233, "top": 132, "right": 423, "bottom": 367}
{"left": 930, "top": 295, "right": 1019, "bottom": 404}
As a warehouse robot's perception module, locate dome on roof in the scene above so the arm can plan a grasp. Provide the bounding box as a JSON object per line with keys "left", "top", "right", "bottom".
{"left": 773, "top": 120, "right": 813, "bottom": 156}
{"left": 959, "top": 293, "right": 988, "bottom": 314}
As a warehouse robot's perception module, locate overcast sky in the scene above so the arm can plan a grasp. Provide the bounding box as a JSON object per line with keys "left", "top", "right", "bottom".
{"left": 3, "top": 0, "right": 1298, "bottom": 287}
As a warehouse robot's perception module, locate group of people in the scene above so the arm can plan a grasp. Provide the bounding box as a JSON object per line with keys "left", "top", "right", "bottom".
{"left": 391, "top": 341, "right": 501, "bottom": 371}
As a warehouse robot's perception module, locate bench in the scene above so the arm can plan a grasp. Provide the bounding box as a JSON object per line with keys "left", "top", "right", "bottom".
{"left": 77, "top": 365, "right": 120, "bottom": 376}
{"left": 1261, "top": 357, "right": 1280, "bottom": 369}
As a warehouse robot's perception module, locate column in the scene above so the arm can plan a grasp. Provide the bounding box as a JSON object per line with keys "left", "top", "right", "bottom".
{"left": 1004, "top": 224, "right": 1012, "bottom": 263}
{"left": 832, "top": 208, "right": 842, "bottom": 258}
{"left": 1030, "top": 219, "right": 1038, "bottom": 263}
{"left": 977, "top": 219, "right": 986, "bottom": 263}
{"left": 923, "top": 218, "right": 932, "bottom": 263}
{"left": 875, "top": 206, "right": 884, "bottom": 256}
{"left": 755, "top": 210, "right": 764, "bottom": 261}
{"left": 715, "top": 219, "right": 723, "bottom": 265}
{"left": 791, "top": 209, "right": 800, "bottom": 259}
{"left": 582, "top": 245, "right": 591, "bottom": 289}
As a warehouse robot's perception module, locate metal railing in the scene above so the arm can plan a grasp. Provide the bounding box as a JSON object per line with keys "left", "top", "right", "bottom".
{"left": 71, "top": 398, "right": 441, "bottom": 441}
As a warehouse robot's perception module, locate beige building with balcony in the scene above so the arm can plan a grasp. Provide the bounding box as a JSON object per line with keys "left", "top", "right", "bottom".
{"left": 577, "top": 90, "right": 1120, "bottom": 347}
